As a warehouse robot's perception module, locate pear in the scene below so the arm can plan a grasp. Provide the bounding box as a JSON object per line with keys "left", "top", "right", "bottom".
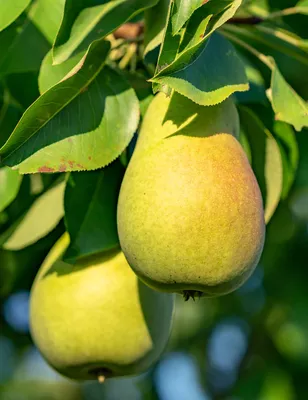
{"left": 117, "top": 92, "right": 265, "bottom": 298}
{"left": 30, "top": 234, "right": 174, "bottom": 381}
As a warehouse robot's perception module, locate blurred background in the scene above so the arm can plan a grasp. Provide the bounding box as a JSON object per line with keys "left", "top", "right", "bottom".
{"left": 0, "top": 128, "right": 307, "bottom": 400}
{"left": 1, "top": 0, "right": 308, "bottom": 397}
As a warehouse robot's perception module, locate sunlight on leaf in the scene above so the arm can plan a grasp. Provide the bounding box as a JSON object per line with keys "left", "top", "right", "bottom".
{"left": 0, "top": 0, "right": 31, "bottom": 32}
{"left": 267, "top": 66, "right": 308, "bottom": 132}
{"left": 239, "top": 107, "right": 283, "bottom": 224}
{"left": 0, "top": 167, "right": 22, "bottom": 213}
{"left": 171, "top": 0, "right": 204, "bottom": 35}
{"left": 53, "top": 0, "right": 159, "bottom": 64}
{"left": 3, "top": 181, "right": 65, "bottom": 250}
{"left": 144, "top": 0, "right": 169, "bottom": 56}
{"left": 39, "top": 49, "right": 85, "bottom": 94}
{"left": 273, "top": 122, "right": 299, "bottom": 199}
{"left": 152, "top": 33, "right": 248, "bottom": 106}
{"left": 27, "top": 0, "right": 65, "bottom": 44}
{"left": 0, "top": 39, "right": 111, "bottom": 171}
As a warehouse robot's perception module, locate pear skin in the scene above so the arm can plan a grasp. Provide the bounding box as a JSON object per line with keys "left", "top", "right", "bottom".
{"left": 117, "top": 93, "right": 265, "bottom": 298}
{"left": 30, "top": 234, "right": 174, "bottom": 380}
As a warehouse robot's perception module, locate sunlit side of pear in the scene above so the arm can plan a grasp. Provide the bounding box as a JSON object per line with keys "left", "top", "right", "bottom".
{"left": 30, "top": 234, "right": 174, "bottom": 381}
{"left": 117, "top": 92, "right": 265, "bottom": 297}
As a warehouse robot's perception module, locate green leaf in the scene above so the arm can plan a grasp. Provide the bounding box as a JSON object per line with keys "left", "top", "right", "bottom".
{"left": 64, "top": 161, "right": 124, "bottom": 262}
{"left": 239, "top": 106, "right": 283, "bottom": 223}
{"left": 156, "top": 0, "right": 243, "bottom": 79}
{"left": 53, "top": 0, "right": 159, "bottom": 64}
{"left": 3, "top": 181, "right": 65, "bottom": 250}
{"left": 256, "top": 26, "right": 308, "bottom": 54}
{"left": 273, "top": 122, "right": 299, "bottom": 199}
{"left": 27, "top": 0, "right": 65, "bottom": 44}
{"left": 6, "top": 67, "right": 139, "bottom": 174}
{"left": 235, "top": 55, "right": 267, "bottom": 104}
{"left": 267, "top": 66, "right": 308, "bottom": 132}
{"left": 152, "top": 0, "right": 245, "bottom": 99}
{"left": 39, "top": 49, "right": 85, "bottom": 94}
{"left": 171, "top": 0, "right": 204, "bottom": 35}
{"left": 0, "top": 167, "right": 22, "bottom": 213}
{"left": 144, "top": 0, "right": 169, "bottom": 56}
{"left": 0, "top": 15, "right": 50, "bottom": 78}
{"left": 152, "top": 33, "right": 249, "bottom": 106}
{"left": 1, "top": 48, "right": 140, "bottom": 173}
{"left": 239, "top": 129, "right": 252, "bottom": 163}
{"left": 0, "top": 89, "right": 23, "bottom": 148}
{"left": 296, "top": 0, "right": 308, "bottom": 15}
{"left": 0, "top": 0, "right": 31, "bottom": 32}
{"left": 222, "top": 24, "right": 308, "bottom": 99}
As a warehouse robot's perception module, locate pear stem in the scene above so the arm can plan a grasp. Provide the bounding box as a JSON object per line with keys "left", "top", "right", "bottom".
{"left": 98, "top": 374, "right": 105, "bottom": 384}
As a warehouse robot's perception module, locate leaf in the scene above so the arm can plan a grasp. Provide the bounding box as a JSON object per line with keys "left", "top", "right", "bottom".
{"left": 3, "top": 181, "right": 65, "bottom": 250}
{"left": 153, "top": 0, "right": 245, "bottom": 99}
{"left": 64, "top": 161, "right": 124, "bottom": 262}
{"left": 235, "top": 55, "right": 267, "bottom": 104}
{"left": 39, "top": 49, "right": 85, "bottom": 94}
{"left": 239, "top": 106, "right": 283, "bottom": 223}
{"left": 151, "top": 33, "right": 249, "bottom": 106}
{"left": 273, "top": 122, "right": 299, "bottom": 199}
{"left": 144, "top": 0, "right": 169, "bottom": 56}
{"left": 0, "top": 167, "right": 22, "bottom": 213}
{"left": 296, "top": 0, "right": 308, "bottom": 15}
{"left": 122, "top": 71, "right": 154, "bottom": 118}
{"left": 9, "top": 67, "right": 139, "bottom": 174}
{"left": 53, "top": 0, "right": 159, "bottom": 64}
{"left": 222, "top": 24, "right": 308, "bottom": 99}
{"left": 0, "top": 39, "right": 112, "bottom": 170}
{"left": 0, "top": 89, "right": 23, "bottom": 148}
{"left": 27, "top": 0, "right": 65, "bottom": 44}
{"left": 239, "top": 129, "right": 252, "bottom": 163}
{"left": 256, "top": 26, "right": 308, "bottom": 54}
{"left": 0, "top": 15, "right": 50, "bottom": 78}
{"left": 267, "top": 66, "right": 308, "bottom": 132}
{"left": 171, "top": 0, "right": 204, "bottom": 35}
{"left": 0, "top": 0, "right": 31, "bottom": 32}
{"left": 154, "top": 0, "right": 241, "bottom": 77}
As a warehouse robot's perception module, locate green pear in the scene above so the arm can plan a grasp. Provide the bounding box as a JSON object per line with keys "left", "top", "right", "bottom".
{"left": 117, "top": 92, "right": 265, "bottom": 298}
{"left": 30, "top": 234, "right": 174, "bottom": 381}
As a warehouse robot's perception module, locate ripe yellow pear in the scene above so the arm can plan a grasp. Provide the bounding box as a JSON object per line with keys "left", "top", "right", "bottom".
{"left": 30, "top": 234, "right": 174, "bottom": 380}
{"left": 117, "top": 92, "right": 265, "bottom": 298}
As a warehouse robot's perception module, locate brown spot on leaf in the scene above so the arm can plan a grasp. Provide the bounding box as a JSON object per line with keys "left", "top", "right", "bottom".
{"left": 59, "top": 164, "right": 67, "bottom": 172}
{"left": 88, "top": 156, "right": 92, "bottom": 161}
{"left": 68, "top": 160, "right": 75, "bottom": 168}
{"left": 68, "top": 138, "right": 73, "bottom": 143}
{"left": 77, "top": 163, "right": 85, "bottom": 169}
{"left": 202, "top": 0, "right": 209, "bottom": 4}
{"left": 38, "top": 166, "right": 55, "bottom": 173}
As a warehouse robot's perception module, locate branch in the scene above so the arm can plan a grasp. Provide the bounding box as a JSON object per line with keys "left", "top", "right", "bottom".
{"left": 228, "top": 16, "right": 263, "bottom": 25}
{"left": 112, "top": 6, "right": 302, "bottom": 40}
{"left": 113, "top": 17, "right": 262, "bottom": 40}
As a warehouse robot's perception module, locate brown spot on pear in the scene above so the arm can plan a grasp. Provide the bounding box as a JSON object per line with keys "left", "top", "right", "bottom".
{"left": 117, "top": 92, "right": 265, "bottom": 297}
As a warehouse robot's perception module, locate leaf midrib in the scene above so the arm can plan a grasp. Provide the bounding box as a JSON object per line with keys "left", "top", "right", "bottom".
{"left": 0, "top": 44, "right": 107, "bottom": 163}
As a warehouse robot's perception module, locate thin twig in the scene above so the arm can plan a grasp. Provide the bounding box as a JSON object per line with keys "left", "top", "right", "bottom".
{"left": 228, "top": 16, "right": 263, "bottom": 25}
{"left": 265, "top": 7, "right": 301, "bottom": 19}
